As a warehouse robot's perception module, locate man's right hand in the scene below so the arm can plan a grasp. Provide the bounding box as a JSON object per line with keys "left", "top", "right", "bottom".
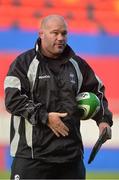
{"left": 47, "top": 112, "right": 69, "bottom": 137}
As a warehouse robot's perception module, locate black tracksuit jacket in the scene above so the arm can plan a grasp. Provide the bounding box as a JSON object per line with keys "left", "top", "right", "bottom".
{"left": 4, "top": 39, "right": 113, "bottom": 163}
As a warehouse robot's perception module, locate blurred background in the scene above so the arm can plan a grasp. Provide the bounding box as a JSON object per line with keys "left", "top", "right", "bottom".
{"left": 0, "top": 0, "right": 119, "bottom": 179}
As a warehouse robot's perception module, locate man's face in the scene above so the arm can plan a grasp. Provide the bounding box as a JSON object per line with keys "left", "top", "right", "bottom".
{"left": 40, "top": 20, "right": 68, "bottom": 58}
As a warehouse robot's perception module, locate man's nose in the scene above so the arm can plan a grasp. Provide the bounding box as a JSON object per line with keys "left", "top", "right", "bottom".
{"left": 57, "top": 33, "right": 64, "bottom": 40}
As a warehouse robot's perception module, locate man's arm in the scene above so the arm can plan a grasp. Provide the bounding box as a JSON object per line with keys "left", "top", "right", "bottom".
{"left": 4, "top": 56, "right": 48, "bottom": 125}
{"left": 80, "top": 59, "right": 113, "bottom": 127}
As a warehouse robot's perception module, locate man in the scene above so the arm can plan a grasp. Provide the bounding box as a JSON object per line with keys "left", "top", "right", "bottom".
{"left": 4, "top": 15, "right": 113, "bottom": 179}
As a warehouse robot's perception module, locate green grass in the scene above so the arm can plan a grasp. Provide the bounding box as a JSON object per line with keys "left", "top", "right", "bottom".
{"left": 0, "top": 171, "right": 119, "bottom": 179}
{"left": 0, "top": 171, "right": 10, "bottom": 179}
{"left": 87, "top": 172, "right": 119, "bottom": 179}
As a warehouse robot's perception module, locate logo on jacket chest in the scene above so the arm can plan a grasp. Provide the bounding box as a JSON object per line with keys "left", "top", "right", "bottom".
{"left": 39, "top": 75, "right": 50, "bottom": 79}
{"left": 69, "top": 73, "right": 76, "bottom": 84}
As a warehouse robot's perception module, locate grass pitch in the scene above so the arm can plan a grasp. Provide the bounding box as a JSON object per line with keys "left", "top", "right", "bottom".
{"left": 0, "top": 171, "right": 119, "bottom": 179}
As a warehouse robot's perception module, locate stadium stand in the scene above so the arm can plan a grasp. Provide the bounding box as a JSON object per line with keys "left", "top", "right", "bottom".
{"left": 0, "top": 0, "right": 119, "bottom": 33}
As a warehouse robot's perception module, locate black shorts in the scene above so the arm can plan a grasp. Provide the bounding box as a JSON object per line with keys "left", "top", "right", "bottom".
{"left": 11, "top": 157, "right": 86, "bottom": 179}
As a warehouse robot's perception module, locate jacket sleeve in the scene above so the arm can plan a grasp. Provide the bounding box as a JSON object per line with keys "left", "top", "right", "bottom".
{"left": 4, "top": 55, "right": 48, "bottom": 125}
{"left": 80, "top": 59, "right": 113, "bottom": 127}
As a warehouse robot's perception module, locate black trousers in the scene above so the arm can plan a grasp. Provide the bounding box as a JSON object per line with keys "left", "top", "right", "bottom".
{"left": 11, "top": 157, "right": 86, "bottom": 179}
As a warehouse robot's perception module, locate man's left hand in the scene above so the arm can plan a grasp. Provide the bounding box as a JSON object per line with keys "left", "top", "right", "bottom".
{"left": 98, "top": 122, "right": 112, "bottom": 142}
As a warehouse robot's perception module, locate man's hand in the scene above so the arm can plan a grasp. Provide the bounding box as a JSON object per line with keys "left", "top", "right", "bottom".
{"left": 47, "top": 112, "right": 69, "bottom": 137}
{"left": 98, "top": 122, "right": 112, "bottom": 142}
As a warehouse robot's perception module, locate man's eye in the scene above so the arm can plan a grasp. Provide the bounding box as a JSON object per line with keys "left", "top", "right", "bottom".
{"left": 62, "top": 32, "right": 67, "bottom": 36}
{"left": 52, "top": 32, "right": 58, "bottom": 35}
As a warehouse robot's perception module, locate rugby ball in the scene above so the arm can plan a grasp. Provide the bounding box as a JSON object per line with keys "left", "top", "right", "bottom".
{"left": 76, "top": 92, "right": 100, "bottom": 120}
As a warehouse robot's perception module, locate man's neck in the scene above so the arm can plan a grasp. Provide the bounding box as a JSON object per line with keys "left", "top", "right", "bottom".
{"left": 41, "top": 48, "right": 59, "bottom": 59}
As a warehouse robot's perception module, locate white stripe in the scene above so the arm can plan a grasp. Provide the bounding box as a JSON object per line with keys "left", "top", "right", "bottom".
{"left": 36, "top": 44, "right": 39, "bottom": 51}
{"left": 27, "top": 56, "right": 39, "bottom": 158}
{"left": 25, "top": 119, "right": 33, "bottom": 149}
{"left": 69, "top": 58, "right": 83, "bottom": 94}
{"left": 27, "top": 56, "right": 39, "bottom": 94}
{"left": 10, "top": 116, "right": 20, "bottom": 156}
{"left": 4, "top": 76, "right": 21, "bottom": 90}
{"left": 96, "top": 75, "right": 105, "bottom": 116}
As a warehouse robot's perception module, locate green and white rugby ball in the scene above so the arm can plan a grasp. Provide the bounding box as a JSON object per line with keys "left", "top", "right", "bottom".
{"left": 76, "top": 92, "right": 100, "bottom": 120}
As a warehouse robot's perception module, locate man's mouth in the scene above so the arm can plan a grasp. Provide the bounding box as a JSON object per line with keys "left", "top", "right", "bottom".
{"left": 55, "top": 44, "right": 64, "bottom": 48}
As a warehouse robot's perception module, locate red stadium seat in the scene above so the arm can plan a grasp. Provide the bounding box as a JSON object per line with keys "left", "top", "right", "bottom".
{"left": 0, "top": 0, "right": 119, "bottom": 33}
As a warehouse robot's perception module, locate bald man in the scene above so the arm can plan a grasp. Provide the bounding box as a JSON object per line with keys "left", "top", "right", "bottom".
{"left": 4, "top": 15, "right": 113, "bottom": 179}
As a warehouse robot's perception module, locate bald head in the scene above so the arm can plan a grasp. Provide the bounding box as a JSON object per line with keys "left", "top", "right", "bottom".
{"left": 39, "top": 14, "right": 68, "bottom": 59}
{"left": 40, "top": 15, "right": 68, "bottom": 30}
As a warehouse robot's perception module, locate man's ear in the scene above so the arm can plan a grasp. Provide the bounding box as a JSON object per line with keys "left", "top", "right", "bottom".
{"left": 39, "top": 30, "right": 44, "bottom": 39}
